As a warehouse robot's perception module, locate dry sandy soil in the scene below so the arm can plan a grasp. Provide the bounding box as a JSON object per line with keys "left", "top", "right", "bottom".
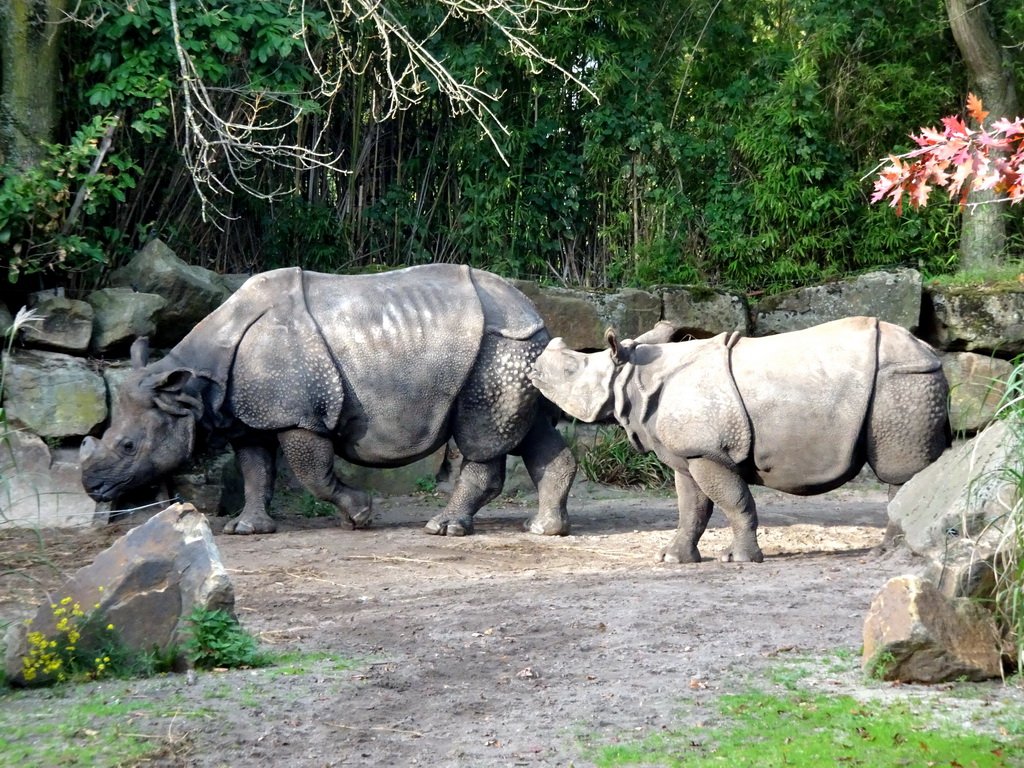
{"left": 2, "top": 478, "right": 1019, "bottom": 766}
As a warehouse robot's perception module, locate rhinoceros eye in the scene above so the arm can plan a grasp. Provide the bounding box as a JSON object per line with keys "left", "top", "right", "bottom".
{"left": 120, "top": 437, "right": 137, "bottom": 456}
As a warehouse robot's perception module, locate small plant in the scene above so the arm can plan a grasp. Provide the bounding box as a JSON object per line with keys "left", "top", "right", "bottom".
{"left": 16, "top": 589, "right": 167, "bottom": 684}
{"left": 415, "top": 474, "right": 438, "bottom": 493}
{"left": 182, "top": 606, "right": 270, "bottom": 670}
{"left": 572, "top": 426, "right": 673, "bottom": 490}
{"left": 863, "top": 649, "right": 898, "bottom": 681}
{"left": 298, "top": 493, "right": 336, "bottom": 518}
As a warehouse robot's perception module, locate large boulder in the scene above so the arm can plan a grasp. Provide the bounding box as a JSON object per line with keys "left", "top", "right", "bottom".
{"left": 108, "top": 239, "right": 231, "bottom": 347}
{"left": 752, "top": 269, "right": 923, "bottom": 336}
{"left": 888, "top": 421, "right": 1018, "bottom": 599}
{"left": 4, "top": 502, "right": 234, "bottom": 686}
{"left": 660, "top": 286, "right": 750, "bottom": 338}
{"left": 924, "top": 285, "right": 1024, "bottom": 356}
{"left": 0, "top": 431, "right": 102, "bottom": 529}
{"left": 21, "top": 293, "right": 93, "bottom": 353}
{"left": 513, "top": 283, "right": 661, "bottom": 350}
{"left": 87, "top": 287, "right": 167, "bottom": 355}
{"left": 941, "top": 352, "right": 1014, "bottom": 434}
{"left": 862, "top": 575, "right": 1002, "bottom": 683}
{"left": 1, "top": 349, "right": 107, "bottom": 437}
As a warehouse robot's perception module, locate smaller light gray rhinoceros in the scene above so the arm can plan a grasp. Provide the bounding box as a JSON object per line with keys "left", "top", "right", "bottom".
{"left": 530, "top": 316, "right": 951, "bottom": 563}
{"left": 80, "top": 264, "right": 577, "bottom": 537}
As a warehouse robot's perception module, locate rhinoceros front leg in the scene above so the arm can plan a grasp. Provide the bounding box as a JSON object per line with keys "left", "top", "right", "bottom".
{"left": 519, "top": 417, "right": 576, "bottom": 536}
{"left": 278, "top": 429, "right": 371, "bottom": 528}
{"left": 224, "top": 441, "right": 278, "bottom": 535}
{"left": 424, "top": 456, "right": 505, "bottom": 536}
{"left": 659, "top": 466, "right": 713, "bottom": 563}
{"left": 689, "top": 458, "right": 763, "bottom": 563}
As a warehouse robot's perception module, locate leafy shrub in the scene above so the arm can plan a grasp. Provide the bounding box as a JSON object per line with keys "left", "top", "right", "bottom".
{"left": 182, "top": 606, "right": 269, "bottom": 670}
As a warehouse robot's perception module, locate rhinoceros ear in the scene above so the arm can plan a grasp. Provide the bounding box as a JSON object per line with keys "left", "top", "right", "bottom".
{"left": 605, "top": 328, "right": 630, "bottom": 366}
{"left": 130, "top": 337, "right": 150, "bottom": 368}
{"left": 145, "top": 369, "right": 205, "bottom": 420}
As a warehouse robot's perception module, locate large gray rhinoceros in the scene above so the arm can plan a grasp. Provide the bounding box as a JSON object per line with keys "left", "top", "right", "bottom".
{"left": 81, "top": 264, "right": 577, "bottom": 537}
{"left": 530, "top": 316, "right": 950, "bottom": 563}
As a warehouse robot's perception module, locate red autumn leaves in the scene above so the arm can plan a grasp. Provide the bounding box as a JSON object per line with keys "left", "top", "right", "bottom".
{"left": 871, "top": 93, "right": 1024, "bottom": 214}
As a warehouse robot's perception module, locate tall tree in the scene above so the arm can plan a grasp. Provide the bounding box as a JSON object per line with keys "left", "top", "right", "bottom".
{"left": 0, "top": 0, "right": 66, "bottom": 169}
{"left": 944, "top": 0, "right": 1020, "bottom": 269}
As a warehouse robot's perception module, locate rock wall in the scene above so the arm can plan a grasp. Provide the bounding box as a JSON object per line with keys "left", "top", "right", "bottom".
{"left": 3, "top": 242, "right": 1022, "bottom": 528}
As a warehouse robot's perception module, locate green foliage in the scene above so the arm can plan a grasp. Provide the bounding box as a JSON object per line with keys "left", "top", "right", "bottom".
{"left": 0, "top": 116, "right": 139, "bottom": 283}
{"left": 573, "top": 426, "right": 673, "bottom": 490}
{"left": 586, "top": 691, "right": 1024, "bottom": 767}
{"left": 182, "top": 606, "right": 269, "bottom": 670}
{"left": 414, "top": 474, "right": 438, "bottom": 494}
{"left": 22, "top": 0, "right": 998, "bottom": 288}
{"left": 298, "top": 493, "right": 337, "bottom": 519}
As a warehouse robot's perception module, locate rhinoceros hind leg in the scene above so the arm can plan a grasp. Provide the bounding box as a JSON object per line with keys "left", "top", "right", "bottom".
{"left": 424, "top": 456, "right": 505, "bottom": 536}
{"left": 278, "top": 429, "right": 372, "bottom": 529}
{"left": 688, "top": 458, "right": 764, "bottom": 563}
{"left": 519, "top": 414, "right": 576, "bottom": 536}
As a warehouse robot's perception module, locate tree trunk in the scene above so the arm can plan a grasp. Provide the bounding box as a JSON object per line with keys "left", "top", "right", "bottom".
{"left": 0, "top": 0, "right": 66, "bottom": 170}
{"left": 944, "top": 0, "right": 1019, "bottom": 271}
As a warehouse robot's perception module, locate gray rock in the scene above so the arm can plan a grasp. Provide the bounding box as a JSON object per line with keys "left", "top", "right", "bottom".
{"left": 862, "top": 574, "right": 1002, "bottom": 683}
{"left": 1, "top": 349, "right": 107, "bottom": 437}
{"left": 660, "top": 286, "right": 750, "bottom": 338}
{"left": 752, "top": 269, "right": 923, "bottom": 336}
{"left": 108, "top": 239, "right": 231, "bottom": 347}
{"left": 21, "top": 293, "right": 94, "bottom": 353}
{"left": 514, "top": 282, "right": 661, "bottom": 350}
{"left": 0, "top": 302, "right": 13, "bottom": 338}
{"left": 170, "top": 448, "right": 244, "bottom": 517}
{"left": 221, "top": 273, "right": 253, "bottom": 294}
{"left": 4, "top": 502, "right": 234, "bottom": 686}
{"left": 941, "top": 352, "right": 1014, "bottom": 434}
{"left": 924, "top": 285, "right": 1024, "bottom": 355}
{"left": 888, "top": 421, "right": 1018, "bottom": 599}
{"left": 87, "top": 288, "right": 167, "bottom": 354}
{"left": 514, "top": 283, "right": 605, "bottom": 350}
{"left": 0, "top": 431, "right": 101, "bottom": 529}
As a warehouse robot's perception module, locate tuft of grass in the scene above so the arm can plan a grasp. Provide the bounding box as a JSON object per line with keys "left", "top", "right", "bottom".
{"left": 927, "top": 264, "right": 1024, "bottom": 290}
{"left": 570, "top": 425, "right": 673, "bottom": 490}
{"left": 586, "top": 692, "right": 1024, "bottom": 767}
{"left": 991, "top": 357, "right": 1024, "bottom": 678}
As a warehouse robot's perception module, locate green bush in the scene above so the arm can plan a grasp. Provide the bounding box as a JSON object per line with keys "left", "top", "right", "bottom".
{"left": 182, "top": 606, "right": 269, "bottom": 670}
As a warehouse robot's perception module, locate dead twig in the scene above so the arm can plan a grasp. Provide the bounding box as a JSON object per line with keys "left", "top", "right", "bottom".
{"left": 326, "top": 721, "right": 423, "bottom": 738}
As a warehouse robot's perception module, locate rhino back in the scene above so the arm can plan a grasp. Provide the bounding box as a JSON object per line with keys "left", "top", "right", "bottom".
{"left": 729, "top": 317, "right": 879, "bottom": 491}
{"left": 300, "top": 265, "right": 486, "bottom": 463}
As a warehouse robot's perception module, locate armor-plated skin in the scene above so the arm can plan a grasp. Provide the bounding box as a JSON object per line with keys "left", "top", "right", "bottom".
{"left": 81, "top": 264, "right": 577, "bottom": 537}
{"left": 530, "top": 317, "right": 950, "bottom": 563}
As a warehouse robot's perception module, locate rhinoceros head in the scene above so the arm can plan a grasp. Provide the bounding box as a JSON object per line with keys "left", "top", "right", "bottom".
{"left": 530, "top": 330, "right": 633, "bottom": 423}
{"left": 80, "top": 340, "right": 204, "bottom": 502}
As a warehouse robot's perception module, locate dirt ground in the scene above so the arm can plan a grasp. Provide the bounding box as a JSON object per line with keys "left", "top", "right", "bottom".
{"left": 2, "top": 478, "right": 1018, "bottom": 766}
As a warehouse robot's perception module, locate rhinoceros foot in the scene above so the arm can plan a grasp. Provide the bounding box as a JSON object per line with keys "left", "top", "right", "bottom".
{"left": 524, "top": 513, "right": 570, "bottom": 536}
{"left": 347, "top": 498, "right": 373, "bottom": 529}
{"left": 719, "top": 544, "right": 764, "bottom": 563}
{"left": 223, "top": 511, "right": 278, "bottom": 535}
{"left": 658, "top": 543, "right": 701, "bottom": 564}
{"left": 424, "top": 513, "right": 474, "bottom": 537}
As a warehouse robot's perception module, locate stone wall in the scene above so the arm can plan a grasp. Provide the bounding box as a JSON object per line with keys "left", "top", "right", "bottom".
{"left": 3, "top": 240, "right": 1022, "bottom": 528}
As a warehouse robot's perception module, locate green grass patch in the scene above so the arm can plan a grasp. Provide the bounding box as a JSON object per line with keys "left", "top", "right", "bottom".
{"left": 571, "top": 425, "right": 673, "bottom": 490}
{"left": 586, "top": 692, "right": 1024, "bottom": 767}
{"left": 0, "top": 686, "right": 209, "bottom": 767}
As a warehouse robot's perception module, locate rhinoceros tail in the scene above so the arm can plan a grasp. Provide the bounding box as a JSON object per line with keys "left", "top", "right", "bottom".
{"left": 468, "top": 269, "right": 546, "bottom": 340}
